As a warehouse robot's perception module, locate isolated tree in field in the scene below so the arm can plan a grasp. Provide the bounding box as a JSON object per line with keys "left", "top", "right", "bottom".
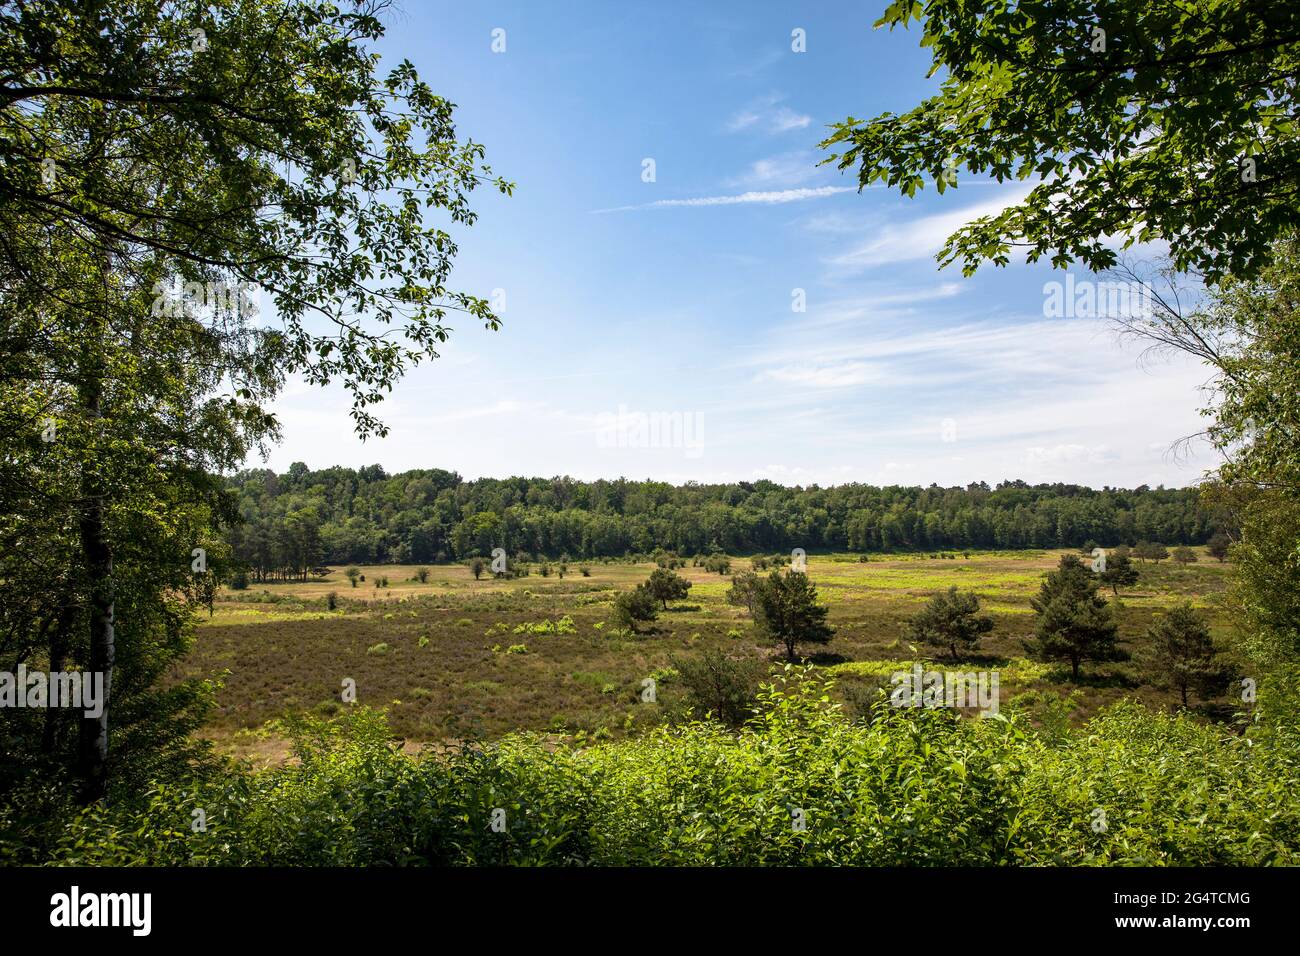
{"left": 470, "top": 559, "right": 485, "bottom": 580}
{"left": 1098, "top": 553, "right": 1139, "bottom": 596}
{"left": 0, "top": 1, "right": 509, "bottom": 803}
{"left": 345, "top": 567, "right": 361, "bottom": 588}
{"left": 727, "top": 571, "right": 762, "bottom": 616}
{"left": 822, "top": 0, "right": 1300, "bottom": 283}
{"left": 1206, "top": 533, "right": 1232, "bottom": 563}
{"left": 1145, "top": 604, "right": 1227, "bottom": 707}
{"left": 1025, "top": 555, "right": 1127, "bottom": 681}
{"left": 414, "top": 567, "right": 430, "bottom": 584}
{"left": 1172, "top": 546, "right": 1199, "bottom": 569}
{"left": 646, "top": 568, "right": 691, "bottom": 609}
{"left": 1135, "top": 542, "right": 1169, "bottom": 564}
{"left": 754, "top": 571, "right": 835, "bottom": 662}
{"left": 612, "top": 585, "right": 658, "bottom": 634}
{"left": 671, "top": 649, "right": 766, "bottom": 727}
{"left": 907, "top": 586, "right": 995, "bottom": 660}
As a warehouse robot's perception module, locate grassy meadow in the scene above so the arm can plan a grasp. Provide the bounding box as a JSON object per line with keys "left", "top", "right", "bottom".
{"left": 183, "top": 548, "right": 1237, "bottom": 762}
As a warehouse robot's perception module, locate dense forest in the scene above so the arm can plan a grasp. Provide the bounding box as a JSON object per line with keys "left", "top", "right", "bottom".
{"left": 223, "top": 464, "right": 1220, "bottom": 578}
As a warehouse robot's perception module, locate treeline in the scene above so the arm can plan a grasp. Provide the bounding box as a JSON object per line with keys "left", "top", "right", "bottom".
{"left": 223, "top": 464, "right": 1221, "bottom": 572}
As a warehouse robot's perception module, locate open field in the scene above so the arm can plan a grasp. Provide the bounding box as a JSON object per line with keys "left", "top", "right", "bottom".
{"left": 181, "top": 548, "right": 1237, "bottom": 761}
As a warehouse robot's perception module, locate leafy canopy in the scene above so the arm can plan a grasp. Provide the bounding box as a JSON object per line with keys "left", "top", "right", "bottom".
{"left": 822, "top": 1, "right": 1300, "bottom": 282}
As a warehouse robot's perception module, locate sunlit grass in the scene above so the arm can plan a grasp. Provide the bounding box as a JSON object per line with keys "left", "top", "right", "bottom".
{"left": 190, "top": 547, "right": 1237, "bottom": 753}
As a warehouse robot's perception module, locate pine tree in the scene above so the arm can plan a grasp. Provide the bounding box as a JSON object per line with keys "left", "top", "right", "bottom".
{"left": 1145, "top": 604, "right": 1226, "bottom": 707}
{"left": 1025, "top": 555, "right": 1127, "bottom": 680}
{"left": 907, "top": 586, "right": 995, "bottom": 659}
{"left": 1099, "top": 553, "right": 1140, "bottom": 596}
{"left": 754, "top": 571, "right": 835, "bottom": 662}
{"left": 646, "top": 568, "right": 691, "bottom": 609}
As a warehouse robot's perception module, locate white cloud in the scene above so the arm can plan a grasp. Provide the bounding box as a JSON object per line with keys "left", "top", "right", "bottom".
{"left": 726, "top": 94, "right": 811, "bottom": 135}
{"left": 791, "top": 283, "right": 965, "bottom": 330}
{"left": 770, "top": 107, "right": 812, "bottom": 132}
{"left": 1023, "top": 444, "right": 1118, "bottom": 468}
{"left": 592, "top": 186, "right": 853, "bottom": 213}
{"left": 759, "top": 362, "right": 876, "bottom": 388}
{"left": 726, "top": 150, "right": 830, "bottom": 189}
{"left": 829, "top": 186, "right": 1035, "bottom": 271}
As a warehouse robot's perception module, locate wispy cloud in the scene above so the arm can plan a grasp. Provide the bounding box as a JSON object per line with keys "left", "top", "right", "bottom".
{"left": 726, "top": 94, "right": 811, "bottom": 134}
{"left": 727, "top": 150, "right": 823, "bottom": 188}
{"left": 828, "top": 185, "right": 1034, "bottom": 271}
{"left": 759, "top": 361, "right": 877, "bottom": 388}
{"left": 790, "top": 283, "right": 966, "bottom": 330}
{"left": 592, "top": 186, "right": 853, "bottom": 213}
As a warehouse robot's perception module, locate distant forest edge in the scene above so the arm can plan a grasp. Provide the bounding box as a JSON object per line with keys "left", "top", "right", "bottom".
{"left": 223, "top": 465, "right": 1223, "bottom": 578}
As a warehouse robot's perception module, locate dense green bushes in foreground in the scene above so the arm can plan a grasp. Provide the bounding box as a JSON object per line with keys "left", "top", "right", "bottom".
{"left": 5, "top": 670, "right": 1297, "bottom": 866}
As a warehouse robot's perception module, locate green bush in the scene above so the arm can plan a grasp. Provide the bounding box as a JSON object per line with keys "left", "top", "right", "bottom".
{"left": 7, "top": 669, "right": 1298, "bottom": 867}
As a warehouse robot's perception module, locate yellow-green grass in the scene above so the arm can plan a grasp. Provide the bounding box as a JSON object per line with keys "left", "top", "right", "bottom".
{"left": 185, "top": 548, "right": 1237, "bottom": 757}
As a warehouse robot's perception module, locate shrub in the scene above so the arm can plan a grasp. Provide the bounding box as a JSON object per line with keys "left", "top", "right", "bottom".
{"left": 1206, "top": 532, "right": 1232, "bottom": 562}
{"left": 16, "top": 679, "right": 1300, "bottom": 866}
{"left": 906, "top": 586, "right": 994, "bottom": 659}
{"left": 513, "top": 616, "right": 577, "bottom": 636}
{"left": 645, "top": 568, "right": 691, "bottom": 609}
{"left": 611, "top": 585, "right": 658, "bottom": 633}
{"left": 726, "top": 571, "right": 761, "bottom": 616}
{"left": 671, "top": 649, "right": 766, "bottom": 726}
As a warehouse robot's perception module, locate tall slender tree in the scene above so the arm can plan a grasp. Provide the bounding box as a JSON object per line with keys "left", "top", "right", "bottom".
{"left": 0, "top": 0, "right": 509, "bottom": 802}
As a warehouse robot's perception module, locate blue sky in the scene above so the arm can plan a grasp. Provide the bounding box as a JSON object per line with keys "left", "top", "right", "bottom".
{"left": 263, "top": 0, "right": 1215, "bottom": 488}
